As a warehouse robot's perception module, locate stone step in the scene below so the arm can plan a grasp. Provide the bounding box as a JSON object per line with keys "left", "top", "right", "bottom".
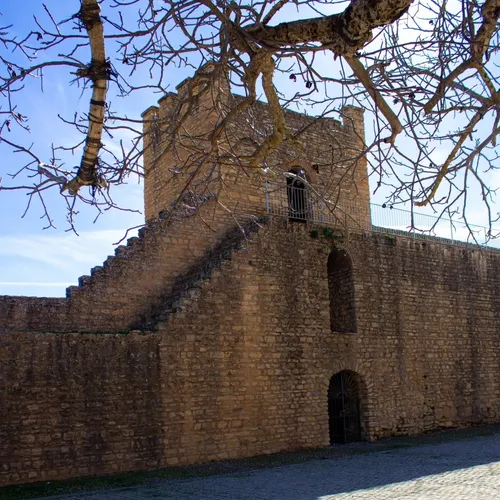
{"left": 90, "top": 265, "right": 104, "bottom": 277}
{"left": 126, "top": 236, "right": 140, "bottom": 247}
{"left": 65, "top": 286, "right": 80, "bottom": 299}
{"left": 114, "top": 245, "right": 128, "bottom": 257}
{"left": 78, "top": 275, "right": 92, "bottom": 287}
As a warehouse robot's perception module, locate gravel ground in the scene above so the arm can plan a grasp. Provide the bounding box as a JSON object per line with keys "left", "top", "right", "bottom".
{"left": 31, "top": 432, "right": 500, "bottom": 500}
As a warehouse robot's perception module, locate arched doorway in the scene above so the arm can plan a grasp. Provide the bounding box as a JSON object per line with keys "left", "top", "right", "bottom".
{"left": 286, "top": 168, "right": 309, "bottom": 222}
{"left": 328, "top": 371, "right": 362, "bottom": 444}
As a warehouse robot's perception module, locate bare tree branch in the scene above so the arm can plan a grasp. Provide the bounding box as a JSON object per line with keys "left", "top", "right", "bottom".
{"left": 63, "top": 0, "right": 109, "bottom": 195}
{"left": 0, "top": 0, "right": 498, "bottom": 237}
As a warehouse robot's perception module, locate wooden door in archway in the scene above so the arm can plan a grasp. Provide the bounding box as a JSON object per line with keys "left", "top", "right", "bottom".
{"left": 328, "top": 371, "right": 362, "bottom": 444}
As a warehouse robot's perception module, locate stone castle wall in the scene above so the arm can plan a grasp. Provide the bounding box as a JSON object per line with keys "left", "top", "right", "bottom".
{"left": 2, "top": 217, "right": 500, "bottom": 486}
{"left": 0, "top": 332, "right": 162, "bottom": 484}
{"left": 1, "top": 67, "right": 499, "bottom": 487}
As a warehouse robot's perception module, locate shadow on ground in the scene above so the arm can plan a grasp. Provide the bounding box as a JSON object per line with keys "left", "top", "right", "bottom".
{"left": 2, "top": 424, "right": 500, "bottom": 500}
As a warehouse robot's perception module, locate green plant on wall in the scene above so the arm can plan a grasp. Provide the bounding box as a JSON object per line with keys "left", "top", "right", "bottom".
{"left": 310, "top": 227, "right": 344, "bottom": 243}
{"left": 322, "top": 227, "right": 335, "bottom": 240}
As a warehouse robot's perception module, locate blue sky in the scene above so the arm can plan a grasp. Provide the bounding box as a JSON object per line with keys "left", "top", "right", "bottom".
{"left": 0, "top": 1, "right": 197, "bottom": 297}
{"left": 0, "top": 1, "right": 499, "bottom": 298}
{"left": 0, "top": 1, "right": 149, "bottom": 297}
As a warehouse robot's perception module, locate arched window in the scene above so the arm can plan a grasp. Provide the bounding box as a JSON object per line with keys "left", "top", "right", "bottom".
{"left": 328, "top": 371, "right": 362, "bottom": 444}
{"left": 286, "top": 168, "right": 309, "bottom": 222}
{"left": 328, "top": 249, "right": 356, "bottom": 333}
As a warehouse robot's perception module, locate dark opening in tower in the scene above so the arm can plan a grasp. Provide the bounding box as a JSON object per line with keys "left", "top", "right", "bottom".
{"left": 286, "top": 168, "right": 309, "bottom": 222}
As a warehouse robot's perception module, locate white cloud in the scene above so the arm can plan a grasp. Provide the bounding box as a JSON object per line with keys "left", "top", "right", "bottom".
{"left": 0, "top": 228, "right": 137, "bottom": 271}
{"left": 0, "top": 282, "right": 72, "bottom": 287}
{"left": 0, "top": 227, "right": 141, "bottom": 296}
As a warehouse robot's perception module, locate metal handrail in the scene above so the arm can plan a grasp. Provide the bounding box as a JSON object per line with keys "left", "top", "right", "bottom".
{"left": 264, "top": 182, "right": 369, "bottom": 227}
{"left": 264, "top": 182, "right": 500, "bottom": 249}
{"left": 370, "top": 203, "right": 499, "bottom": 248}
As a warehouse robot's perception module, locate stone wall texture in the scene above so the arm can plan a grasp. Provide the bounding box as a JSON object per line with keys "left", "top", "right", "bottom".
{"left": 0, "top": 333, "right": 162, "bottom": 484}
{"left": 1, "top": 214, "right": 500, "bottom": 486}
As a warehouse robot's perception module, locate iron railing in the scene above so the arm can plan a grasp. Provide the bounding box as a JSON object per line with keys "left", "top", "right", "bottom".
{"left": 264, "top": 182, "right": 370, "bottom": 228}
{"left": 370, "top": 204, "right": 500, "bottom": 248}
{"left": 264, "top": 182, "right": 500, "bottom": 249}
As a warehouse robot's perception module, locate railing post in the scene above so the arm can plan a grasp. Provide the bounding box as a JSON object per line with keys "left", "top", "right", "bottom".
{"left": 265, "top": 181, "right": 270, "bottom": 213}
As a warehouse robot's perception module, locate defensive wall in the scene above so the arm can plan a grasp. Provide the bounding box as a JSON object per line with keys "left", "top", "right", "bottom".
{"left": 1, "top": 207, "right": 500, "bottom": 485}
{"left": 1, "top": 66, "right": 500, "bottom": 486}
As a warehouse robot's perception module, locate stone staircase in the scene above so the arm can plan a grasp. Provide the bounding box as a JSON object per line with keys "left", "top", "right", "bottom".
{"left": 0, "top": 197, "right": 266, "bottom": 334}
{"left": 61, "top": 198, "right": 266, "bottom": 333}
{"left": 67, "top": 233, "right": 145, "bottom": 298}
{"left": 137, "top": 217, "right": 266, "bottom": 330}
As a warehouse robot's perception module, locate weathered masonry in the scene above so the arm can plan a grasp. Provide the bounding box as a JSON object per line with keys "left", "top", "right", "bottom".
{"left": 1, "top": 67, "right": 500, "bottom": 487}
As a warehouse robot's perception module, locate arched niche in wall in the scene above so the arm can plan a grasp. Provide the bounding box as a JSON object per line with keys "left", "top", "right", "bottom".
{"left": 328, "top": 248, "right": 357, "bottom": 333}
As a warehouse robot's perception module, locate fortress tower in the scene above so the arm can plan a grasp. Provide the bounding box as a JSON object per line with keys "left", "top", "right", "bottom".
{"left": 142, "top": 64, "right": 371, "bottom": 230}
